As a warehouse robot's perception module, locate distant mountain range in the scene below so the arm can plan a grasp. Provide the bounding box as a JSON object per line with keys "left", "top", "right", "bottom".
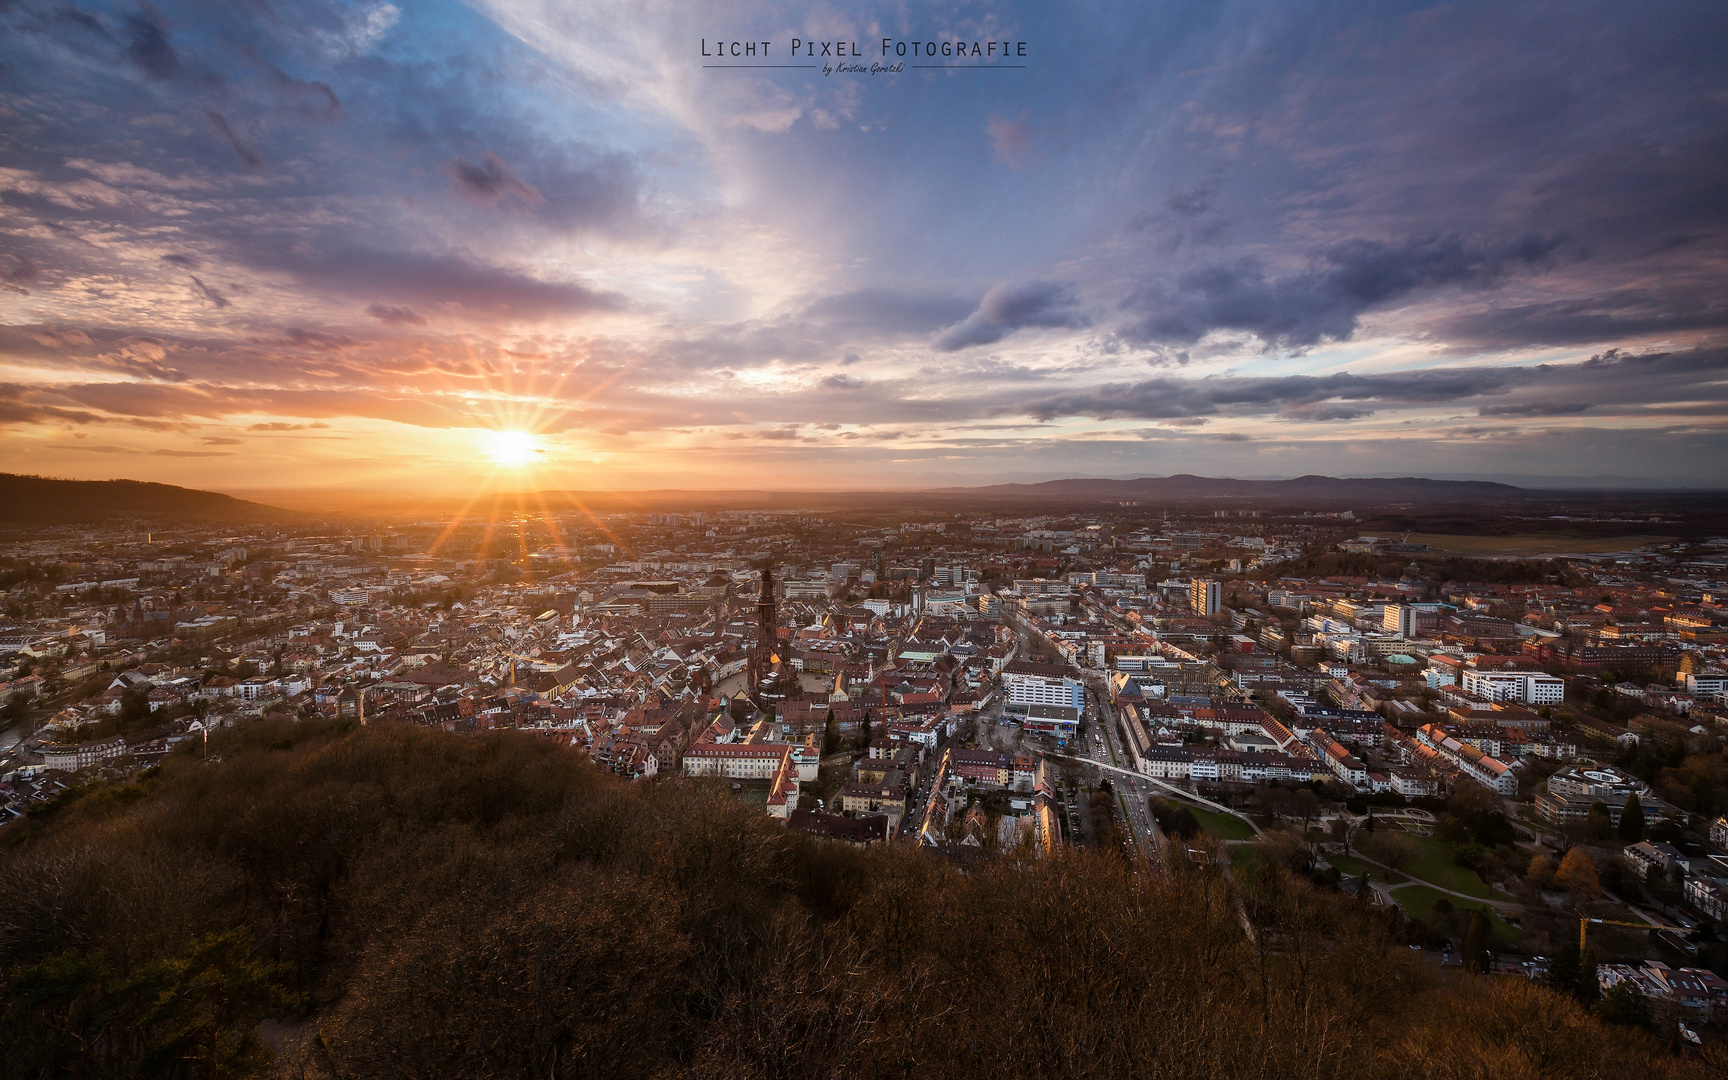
{"left": 398, "top": 472, "right": 1607, "bottom": 514}
{"left": 7, "top": 470, "right": 1717, "bottom": 526}
{"left": 0, "top": 473, "right": 290, "bottom": 528}
{"left": 932, "top": 473, "right": 1525, "bottom": 504}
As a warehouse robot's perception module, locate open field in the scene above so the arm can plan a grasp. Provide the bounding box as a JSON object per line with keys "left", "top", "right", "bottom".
{"left": 1405, "top": 532, "right": 1677, "bottom": 557}
{"left": 1176, "top": 802, "right": 1258, "bottom": 840}
{"left": 1399, "top": 836, "right": 1497, "bottom": 898}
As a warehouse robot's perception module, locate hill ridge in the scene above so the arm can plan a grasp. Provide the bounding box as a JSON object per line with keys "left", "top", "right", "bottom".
{"left": 0, "top": 473, "right": 290, "bottom": 527}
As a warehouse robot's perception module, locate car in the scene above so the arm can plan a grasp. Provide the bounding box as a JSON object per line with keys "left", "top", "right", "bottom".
{"left": 1408, "top": 944, "right": 1422, "bottom": 951}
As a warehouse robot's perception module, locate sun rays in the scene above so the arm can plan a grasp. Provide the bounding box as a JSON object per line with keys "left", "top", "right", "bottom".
{"left": 484, "top": 429, "right": 541, "bottom": 468}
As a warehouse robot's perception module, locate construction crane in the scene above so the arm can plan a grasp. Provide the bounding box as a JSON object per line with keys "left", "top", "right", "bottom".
{"left": 1578, "top": 912, "right": 1689, "bottom": 951}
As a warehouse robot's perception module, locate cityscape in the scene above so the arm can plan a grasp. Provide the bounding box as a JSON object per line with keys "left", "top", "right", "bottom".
{"left": 3, "top": 0, "right": 1727, "bottom": 1076}
{"left": 3, "top": 481, "right": 1728, "bottom": 1072}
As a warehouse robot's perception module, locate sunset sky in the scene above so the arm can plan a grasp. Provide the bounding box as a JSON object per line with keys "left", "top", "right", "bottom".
{"left": 1, "top": 0, "right": 1725, "bottom": 496}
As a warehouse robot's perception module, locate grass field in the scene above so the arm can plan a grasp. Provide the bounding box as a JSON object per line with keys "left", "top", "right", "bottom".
{"left": 1396, "top": 836, "right": 1495, "bottom": 898}
{"left": 1185, "top": 804, "right": 1257, "bottom": 841}
{"left": 1404, "top": 532, "right": 1675, "bottom": 557}
{"left": 1394, "top": 885, "right": 1523, "bottom": 943}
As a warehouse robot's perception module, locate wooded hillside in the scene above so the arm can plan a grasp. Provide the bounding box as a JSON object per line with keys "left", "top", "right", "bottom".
{"left": 0, "top": 720, "right": 1712, "bottom": 1079}
{"left": 0, "top": 473, "right": 287, "bottom": 527}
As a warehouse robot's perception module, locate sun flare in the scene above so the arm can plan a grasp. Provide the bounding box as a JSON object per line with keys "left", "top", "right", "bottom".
{"left": 484, "top": 430, "right": 540, "bottom": 468}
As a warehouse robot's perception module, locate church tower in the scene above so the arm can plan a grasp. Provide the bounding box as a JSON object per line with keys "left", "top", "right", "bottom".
{"left": 747, "top": 566, "right": 802, "bottom": 705}
{"left": 748, "top": 566, "right": 777, "bottom": 697}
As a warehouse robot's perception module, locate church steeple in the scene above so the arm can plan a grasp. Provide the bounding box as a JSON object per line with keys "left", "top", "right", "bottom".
{"left": 748, "top": 566, "right": 777, "bottom": 698}
{"left": 747, "top": 565, "right": 802, "bottom": 706}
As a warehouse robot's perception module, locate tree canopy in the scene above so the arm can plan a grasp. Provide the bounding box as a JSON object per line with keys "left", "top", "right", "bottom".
{"left": 0, "top": 720, "right": 1711, "bottom": 1079}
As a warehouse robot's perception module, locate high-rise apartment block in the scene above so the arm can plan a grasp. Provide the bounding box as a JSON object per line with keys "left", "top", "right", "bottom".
{"left": 1190, "top": 578, "right": 1221, "bottom": 617}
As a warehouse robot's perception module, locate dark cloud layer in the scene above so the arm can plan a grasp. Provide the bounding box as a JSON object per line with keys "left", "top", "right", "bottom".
{"left": 999, "top": 348, "right": 1728, "bottom": 424}
{"left": 1011, "top": 368, "right": 1525, "bottom": 422}
{"left": 936, "top": 280, "right": 1088, "bottom": 350}
{"left": 1120, "top": 235, "right": 1563, "bottom": 348}
{"left": 257, "top": 249, "right": 627, "bottom": 320}
{"left": 124, "top": 4, "right": 178, "bottom": 80}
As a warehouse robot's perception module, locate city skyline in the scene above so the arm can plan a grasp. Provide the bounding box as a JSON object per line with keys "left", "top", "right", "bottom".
{"left": 2, "top": 0, "right": 1726, "bottom": 495}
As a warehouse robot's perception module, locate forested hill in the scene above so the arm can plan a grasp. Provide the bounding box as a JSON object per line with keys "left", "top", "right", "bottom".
{"left": 0, "top": 721, "right": 1708, "bottom": 1080}
{"left": 0, "top": 473, "right": 289, "bottom": 527}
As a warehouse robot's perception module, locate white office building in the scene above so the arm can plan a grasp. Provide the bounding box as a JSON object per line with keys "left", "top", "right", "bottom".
{"left": 1685, "top": 672, "right": 1728, "bottom": 699}
{"left": 1008, "top": 675, "right": 1085, "bottom": 713}
{"left": 1461, "top": 669, "right": 1564, "bottom": 705}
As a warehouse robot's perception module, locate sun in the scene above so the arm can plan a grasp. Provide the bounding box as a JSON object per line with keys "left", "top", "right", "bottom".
{"left": 484, "top": 429, "right": 540, "bottom": 468}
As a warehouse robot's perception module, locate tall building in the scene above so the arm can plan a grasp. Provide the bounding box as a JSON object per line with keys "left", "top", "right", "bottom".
{"left": 1384, "top": 604, "right": 1417, "bottom": 637}
{"left": 1190, "top": 578, "right": 1221, "bottom": 617}
{"left": 748, "top": 567, "right": 800, "bottom": 704}
{"left": 748, "top": 566, "right": 776, "bottom": 696}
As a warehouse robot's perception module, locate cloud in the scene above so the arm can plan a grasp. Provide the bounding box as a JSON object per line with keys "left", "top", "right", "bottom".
{"left": 247, "top": 422, "right": 330, "bottom": 431}
{"left": 206, "top": 111, "right": 263, "bottom": 169}
{"left": 1279, "top": 402, "right": 1378, "bottom": 422}
{"left": 1429, "top": 294, "right": 1728, "bottom": 350}
{"left": 124, "top": 5, "right": 179, "bottom": 80}
{"left": 365, "top": 303, "right": 426, "bottom": 326}
{"left": 1120, "top": 234, "right": 1564, "bottom": 348}
{"left": 57, "top": 443, "right": 228, "bottom": 456}
{"left": 726, "top": 424, "right": 811, "bottom": 442}
{"left": 248, "top": 52, "right": 344, "bottom": 120}
{"left": 189, "top": 276, "right": 231, "bottom": 308}
{"left": 1477, "top": 402, "right": 1593, "bottom": 417}
{"left": 1009, "top": 367, "right": 1528, "bottom": 422}
{"left": 0, "top": 382, "right": 190, "bottom": 430}
{"left": 991, "top": 348, "right": 1728, "bottom": 426}
{"left": 199, "top": 436, "right": 243, "bottom": 445}
{"left": 2, "top": 0, "right": 1725, "bottom": 488}
{"left": 258, "top": 249, "right": 626, "bottom": 320}
{"left": 282, "top": 327, "right": 355, "bottom": 351}
{"left": 1, "top": 254, "right": 37, "bottom": 295}
{"left": 1164, "top": 175, "right": 1221, "bottom": 219}
{"left": 448, "top": 153, "right": 545, "bottom": 208}
{"left": 935, "top": 280, "right": 1089, "bottom": 351}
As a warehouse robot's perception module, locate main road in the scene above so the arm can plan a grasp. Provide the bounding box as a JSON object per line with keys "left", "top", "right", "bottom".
{"left": 1005, "top": 611, "right": 1161, "bottom": 859}
{"left": 1085, "top": 678, "right": 1164, "bottom": 859}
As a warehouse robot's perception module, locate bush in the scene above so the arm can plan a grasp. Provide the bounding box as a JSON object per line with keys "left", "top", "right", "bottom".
{"left": 1525, "top": 852, "right": 1557, "bottom": 890}
{"left": 1555, "top": 848, "right": 1602, "bottom": 898}
{"left": 1168, "top": 806, "right": 1200, "bottom": 840}
{"left": 1362, "top": 830, "right": 1418, "bottom": 874}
